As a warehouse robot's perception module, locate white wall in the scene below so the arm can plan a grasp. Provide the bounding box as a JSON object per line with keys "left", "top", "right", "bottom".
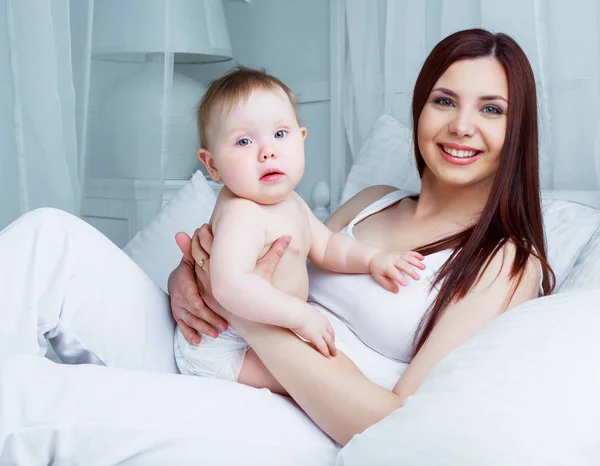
{"left": 178, "top": 0, "right": 331, "bottom": 206}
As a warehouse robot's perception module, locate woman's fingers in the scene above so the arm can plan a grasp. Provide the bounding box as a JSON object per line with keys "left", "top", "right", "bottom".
{"left": 191, "top": 229, "right": 209, "bottom": 265}
{"left": 173, "top": 241, "right": 229, "bottom": 335}
{"left": 254, "top": 235, "right": 291, "bottom": 281}
{"left": 177, "top": 318, "right": 201, "bottom": 345}
{"left": 174, "top": 232, "right": 193, "bottom": 266}
{"left": 180, "top": 309, "right": 220, "bottom": 339}
{"left": 198, "top": 223, "right": 214, "bottom": 255}
{"left": 172, "top": 285, "right": 225, "bottom": 335}
{"left": 191, "top": 299, "right": 228, "bottom": 333}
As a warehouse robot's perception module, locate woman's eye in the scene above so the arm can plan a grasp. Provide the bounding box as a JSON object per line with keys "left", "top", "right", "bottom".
{"left": 274, "top": 130, "right": 287, "bottom": 138}
{"left": 236, "top": 138, "right": 251, "bottom": 146}
{"left": 434, "top": 97, "right": 454, "bottom": 107}
{"left": 482, "top": 105, "right": 503, "bottom": 115}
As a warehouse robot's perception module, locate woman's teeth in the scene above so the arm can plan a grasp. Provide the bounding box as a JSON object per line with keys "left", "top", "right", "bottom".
{"left": 442, "top": 145, "right": 479, "bottom": 158}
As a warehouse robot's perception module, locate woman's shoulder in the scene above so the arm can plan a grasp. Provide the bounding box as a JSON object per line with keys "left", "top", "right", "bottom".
{"left": 481, "top": 241, "right": 542, "bottom": 306}
{"left": 325, "top": 185, "right": 400, "bottom": 233}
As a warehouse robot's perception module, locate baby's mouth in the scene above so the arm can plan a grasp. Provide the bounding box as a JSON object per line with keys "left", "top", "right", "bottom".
{"left": 260, "top": 169, "right": 285, "bottom": 181}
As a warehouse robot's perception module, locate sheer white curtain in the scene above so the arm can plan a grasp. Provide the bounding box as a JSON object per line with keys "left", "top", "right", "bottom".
{"left": 0, "top": 0, "right": 80, "bottom": 228}
{"left": 0, "top": 0, "right": 175, "bottom": 234}
{"left": 343, "top": 0, "right": 600, "bottom": 191}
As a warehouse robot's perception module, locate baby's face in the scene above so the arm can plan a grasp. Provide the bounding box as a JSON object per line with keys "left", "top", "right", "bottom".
{"left": 205, "top": 88, "right": 306, "bottom": 205}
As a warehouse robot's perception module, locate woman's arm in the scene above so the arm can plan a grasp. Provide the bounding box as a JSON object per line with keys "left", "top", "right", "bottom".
{"left": 196, "top": 227, "right": 540, "bottom": 445}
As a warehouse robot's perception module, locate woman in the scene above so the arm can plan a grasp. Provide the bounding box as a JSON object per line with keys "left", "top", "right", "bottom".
{"left": 172, "top": 28, "right": 554, "bottom": 445}
{"left": 0, "top": 29, "right": 552, "bottom": 463}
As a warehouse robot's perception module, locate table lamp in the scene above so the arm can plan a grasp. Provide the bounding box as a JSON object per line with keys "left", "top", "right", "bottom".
{"left": 92, "top": 0, "right": 233, "bottom": 180}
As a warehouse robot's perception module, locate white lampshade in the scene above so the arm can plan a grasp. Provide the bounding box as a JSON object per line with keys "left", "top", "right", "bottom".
{"left": 93, "top": 0, "right": 232, "bottom": 63}
{"left": 92, "top": 0, "right": 233, "bottom": 180}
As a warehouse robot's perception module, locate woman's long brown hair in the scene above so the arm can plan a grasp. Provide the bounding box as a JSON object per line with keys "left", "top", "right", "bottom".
{"left": 410, "top": 29, "right": 555, "bottom": 357}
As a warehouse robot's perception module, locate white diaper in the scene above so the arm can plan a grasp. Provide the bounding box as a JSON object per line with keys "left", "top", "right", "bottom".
{"left": 174, "top": 327, "right": 249, "bottom": 382}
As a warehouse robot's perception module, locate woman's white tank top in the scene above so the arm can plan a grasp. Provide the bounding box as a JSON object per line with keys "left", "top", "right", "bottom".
{"left": 307, "top": 190, "right": 453, "bottom": 373}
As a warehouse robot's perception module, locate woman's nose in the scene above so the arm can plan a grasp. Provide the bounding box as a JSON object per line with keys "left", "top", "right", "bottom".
{"left": 448, "top": 110, "right": 475, "bottom": 137}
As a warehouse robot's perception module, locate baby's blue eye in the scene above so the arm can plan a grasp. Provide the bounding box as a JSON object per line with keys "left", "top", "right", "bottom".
{"left": 274, "top": 130, "right": 287, "bottom": 138}
{"left": 236, "top": 138, "right": 251, "bottom": 146}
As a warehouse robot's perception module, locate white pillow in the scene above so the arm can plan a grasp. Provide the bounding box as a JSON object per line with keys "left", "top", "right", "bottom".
{"left": 337, "top": 290, "right": 600, "bottom": 465}
{"left": 559, "top": 226, "right": 600, "bottom": 293}
{"left": 341, "top": 114, "right": 600, "bottom": 289}
{"left": 340, "top": 114, "right": 421, "bottom": 204}
{"left": 541, "top": 198, "right": 600, "bottom": 290}
{"left": 123, "top": 170, "right": 216, "bottom": 292}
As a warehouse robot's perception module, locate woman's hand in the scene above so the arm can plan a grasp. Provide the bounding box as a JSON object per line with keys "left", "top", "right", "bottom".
{"left": 168, "top": 229, "right": 229, "bottom": 344}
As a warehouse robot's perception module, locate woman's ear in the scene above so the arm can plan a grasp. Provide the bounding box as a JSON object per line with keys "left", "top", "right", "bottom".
{"left": 198, "top": 149, "right": 221, "bottom": 181}
{"left": 300, "top": 127, "right": 308, "bottom": 140}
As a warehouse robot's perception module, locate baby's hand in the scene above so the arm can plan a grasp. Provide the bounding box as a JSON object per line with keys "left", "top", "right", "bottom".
{"left": 293, "top": 306, "right": 337, "bottom": 358}
{"left": 369, "top": 250, "right": 426, "bottom": 293}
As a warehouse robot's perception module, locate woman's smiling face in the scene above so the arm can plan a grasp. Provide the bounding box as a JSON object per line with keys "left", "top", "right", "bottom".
{"left": 417, "top": 57, "right": 508, "bottom": 188}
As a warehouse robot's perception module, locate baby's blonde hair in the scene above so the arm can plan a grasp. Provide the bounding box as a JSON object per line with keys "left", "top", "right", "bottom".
{"left": 197, "top": 65, "right": 300, "bottom": 150}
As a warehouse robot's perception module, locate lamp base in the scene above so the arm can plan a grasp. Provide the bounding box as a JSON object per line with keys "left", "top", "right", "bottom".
{"left": 99, "top": 54, "right": 206, "bottom": 181}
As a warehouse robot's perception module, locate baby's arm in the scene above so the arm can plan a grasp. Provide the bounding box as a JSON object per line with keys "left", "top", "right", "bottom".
{"left": 210, "top": 199, "right": 335, "bottom": 356}
{"left": 298, "top": 193, "right": 377, "bottom": 272}
{"left": 298, "top": 194, "right": 425, "bottom": 291}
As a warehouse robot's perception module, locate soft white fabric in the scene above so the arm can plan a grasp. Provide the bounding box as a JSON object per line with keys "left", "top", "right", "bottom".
{"left": 1, "top": 356, "right": 337, "bottom": 466}
{"left": 338, "top": 290, "right": 600, "bottom": 466}
{"left": 540, "top": 197, "right": 600, "bottom": 289}
{"left": 174, "top": 326, "right": 248, "bottom": 382}
{"left": 340, "top": 115, "right": 420, "bottom": 204}
{"left": 0, "top": 208, "right": 338, "bottom": 465}
{"left": 1, "top": 1, "right": 82, "bottom": 228}
{"left": 123, "top": 170, "right": 216, "bottom": 292}
{"left": 559, "top": 226, "right": 600, "bottom": 293}
{"left": 0, "top": 208, "right": 176, "bottom": 372}
{"left": 314, "top": 306, "right": 408, "bottom": 391}
{"left": 343, "top": 1, "right": 600, "bottom": 191}
{"left": 309, "top": 190, "right": 452, "bottom": 365}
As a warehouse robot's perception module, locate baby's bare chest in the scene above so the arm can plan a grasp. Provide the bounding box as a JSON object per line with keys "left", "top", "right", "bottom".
{"left": 260, "top": 200, "right": 312, "bottom": 258}
{"left": 259, "top": 200, "right": 312, "bottom": 299}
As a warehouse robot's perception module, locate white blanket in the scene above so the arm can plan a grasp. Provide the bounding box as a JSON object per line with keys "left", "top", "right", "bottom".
{"left": 338, "top": 290, "right": 600, "bottom": 465}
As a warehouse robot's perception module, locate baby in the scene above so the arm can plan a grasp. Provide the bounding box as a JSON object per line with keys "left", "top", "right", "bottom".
{"left": 174, "top": 66, "right": 424, "bottom": 390}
